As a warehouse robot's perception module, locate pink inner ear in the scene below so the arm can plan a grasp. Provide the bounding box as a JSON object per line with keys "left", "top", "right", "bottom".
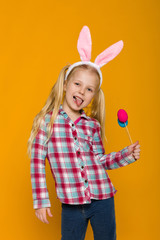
{"left": 94, "top": 40, "right": 124, "bottom": 67}
{"left": 77, "top": 25, "right": 92, "bottom": 61}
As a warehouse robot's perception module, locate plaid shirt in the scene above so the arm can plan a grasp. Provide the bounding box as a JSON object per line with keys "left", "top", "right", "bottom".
{"left": 30, "top": 104, "right": 136, "bottom": 209}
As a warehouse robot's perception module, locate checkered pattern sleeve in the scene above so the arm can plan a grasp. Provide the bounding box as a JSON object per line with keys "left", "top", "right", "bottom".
{"left": 30, "top": 117, "right": 51, "bottom": 209}
{"left": 93, "top": 122, "right": 137, "bottom": 170}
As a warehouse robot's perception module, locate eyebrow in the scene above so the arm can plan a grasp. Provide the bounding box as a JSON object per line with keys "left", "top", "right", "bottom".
{"left": 74, "top": 79, "right": 96, "bottom": 89}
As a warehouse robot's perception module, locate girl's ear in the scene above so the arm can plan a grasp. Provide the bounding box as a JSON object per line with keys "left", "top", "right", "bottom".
{"left": 63, "top": 80, "right": 67, "bottom": 92}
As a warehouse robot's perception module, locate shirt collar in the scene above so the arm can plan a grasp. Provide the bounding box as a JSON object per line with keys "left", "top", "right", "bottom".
{"left": 58, "top": 104, "right": 89, "bottom": 121}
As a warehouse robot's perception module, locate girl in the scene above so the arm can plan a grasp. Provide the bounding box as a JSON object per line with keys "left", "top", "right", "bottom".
{"left": 28, "top": 26, "right": 140, "bottom": 240}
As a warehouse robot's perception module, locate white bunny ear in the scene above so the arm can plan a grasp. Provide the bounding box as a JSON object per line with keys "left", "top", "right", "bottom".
{"left": 77, "top": 25, "right": 92, "bottom": 61}
{"left": 94, "top": 40, "right": 124, "bottom": 68}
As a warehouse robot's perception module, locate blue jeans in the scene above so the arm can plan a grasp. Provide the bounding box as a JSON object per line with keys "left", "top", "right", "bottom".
{"left": 61, "top": 196, "right": 116, "bottom": 240}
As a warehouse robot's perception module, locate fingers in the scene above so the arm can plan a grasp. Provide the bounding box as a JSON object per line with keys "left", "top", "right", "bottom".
{"left": 134, "top": 147, "right": 141, "bottom": 153}
{"left": 132, "top": 152, "right": 140, "bottom": 159}
{"left": 47, "top": 207, "right": 53, "bottom": 217}
{"left": 133, "top": 146, "right": 141, "bottom": 159}
{"left": 134, "top": 143, "right": 141, "bottom": 152}
{"left": 35, "top": 208, "right": 50, "bottom": 224}
{"left": 135, "top": 144, "right": 140, "bottom": 149}
{"left": 131, "top": 142, "right": 141, "bottom": 160}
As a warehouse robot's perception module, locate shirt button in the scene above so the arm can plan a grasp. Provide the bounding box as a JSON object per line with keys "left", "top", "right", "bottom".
{"left": 77, "top": 151, "right": 80, "bottom": 155}
{"left": 72, "top": 123, "right": 74, "bottom": 127}
{"left": 74, "top": 137, "right": 77, "bottom": 140}
{"left": 85, "top": 179, "right": 88, "bottom": 183}
{"left": 81, "top": 165, "right": 84, "bottom": 169}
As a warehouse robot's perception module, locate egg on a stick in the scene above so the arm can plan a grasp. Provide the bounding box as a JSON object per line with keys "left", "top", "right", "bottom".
{"left": 117, "top": 109, "right": 133, "bottom": 144}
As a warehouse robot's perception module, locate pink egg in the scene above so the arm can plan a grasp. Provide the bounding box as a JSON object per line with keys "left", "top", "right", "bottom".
{"left": 117, "top": 109, "right": 128, "bottom": 122}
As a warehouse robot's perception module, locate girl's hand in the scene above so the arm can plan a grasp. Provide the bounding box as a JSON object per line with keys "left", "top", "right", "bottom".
{"left": 127, "top": 140, "right": 141, "bottom": 160}
{"left": 35, "top": 207, "right": 53, "bottom": 224}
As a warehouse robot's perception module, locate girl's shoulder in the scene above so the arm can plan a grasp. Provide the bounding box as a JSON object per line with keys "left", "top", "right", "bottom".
{"left": 87, "top": 116, "right": 101, "bottom": 129}
{"left": 42, "top": 111, "right": 53, "bottom": 125}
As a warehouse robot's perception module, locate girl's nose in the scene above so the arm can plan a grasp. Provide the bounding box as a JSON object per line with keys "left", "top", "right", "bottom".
{"left": 79, "top": 87, "right": 85, "bottom": 95}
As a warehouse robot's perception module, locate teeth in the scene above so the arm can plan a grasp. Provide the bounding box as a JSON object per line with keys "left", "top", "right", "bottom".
{"left": 77, "top": 97, "right": 82, "bottom": 101}
{"left": 73, "top": 96, "right": 83, "bottom": 102}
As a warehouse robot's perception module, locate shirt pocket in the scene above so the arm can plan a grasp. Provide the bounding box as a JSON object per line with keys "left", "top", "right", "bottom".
{"left": 78, "top": 133, "right": 93, "bottom": 152}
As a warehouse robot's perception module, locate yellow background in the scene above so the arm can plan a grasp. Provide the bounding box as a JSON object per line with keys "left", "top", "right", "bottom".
{"left": 0, "top": 0, "right": 159, "bottom": 239}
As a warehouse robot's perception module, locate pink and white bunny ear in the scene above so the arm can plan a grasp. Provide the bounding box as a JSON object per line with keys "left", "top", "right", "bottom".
{"left": 94, "top": 40, "right": 124, "bottom": 68}
{"left": 77, "top": 25, "right": 92, "bottom": 61}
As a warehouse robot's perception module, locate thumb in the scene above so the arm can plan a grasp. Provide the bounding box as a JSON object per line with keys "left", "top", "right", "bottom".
{"left": 47, "top": 208, "right": 53, "bottom": 217}
{"left": 130, "top": 140, "right": 139, "bottom": 148}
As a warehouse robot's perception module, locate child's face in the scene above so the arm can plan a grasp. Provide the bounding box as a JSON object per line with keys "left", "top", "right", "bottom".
{"left": 63, "top": 69, "right": 100, "bottom": 113}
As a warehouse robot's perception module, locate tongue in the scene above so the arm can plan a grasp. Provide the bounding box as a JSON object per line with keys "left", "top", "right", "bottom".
{"left": 75, "top": 97, "right": 82, "bottom": 107}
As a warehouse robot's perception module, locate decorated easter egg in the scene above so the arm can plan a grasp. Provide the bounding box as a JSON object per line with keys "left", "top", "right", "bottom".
{"left": 117, "top": 109, "right": 128, "bottom": 123}
{"left": 118, "top": 119, "right": 128, "bottom": 128}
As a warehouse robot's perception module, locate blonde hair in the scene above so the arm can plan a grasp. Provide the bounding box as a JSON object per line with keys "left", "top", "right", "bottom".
{"left": 27, "top": 64, "right": 107, "bottom": 159}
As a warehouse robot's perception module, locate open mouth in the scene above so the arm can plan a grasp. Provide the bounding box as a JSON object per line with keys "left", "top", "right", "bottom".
{"left": 73, "top": 96, "right": 84, "bottom": 106}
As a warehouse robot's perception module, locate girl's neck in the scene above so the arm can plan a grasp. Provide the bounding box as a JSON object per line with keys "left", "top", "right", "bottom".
{"left": 62, "top": 103, "right": 82, "bottom": 122}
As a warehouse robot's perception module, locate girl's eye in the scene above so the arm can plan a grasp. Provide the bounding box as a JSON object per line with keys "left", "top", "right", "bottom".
{"left": 74, "top": 83, "right": 92, "bottom": 92}
{"left": 88, "top": 88, "right": 92, "bottom": 92}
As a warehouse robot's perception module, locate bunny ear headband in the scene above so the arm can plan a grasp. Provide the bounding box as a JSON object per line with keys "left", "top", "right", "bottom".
{"left": 64, "top": 25, "right": 124, "bottom": 89}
